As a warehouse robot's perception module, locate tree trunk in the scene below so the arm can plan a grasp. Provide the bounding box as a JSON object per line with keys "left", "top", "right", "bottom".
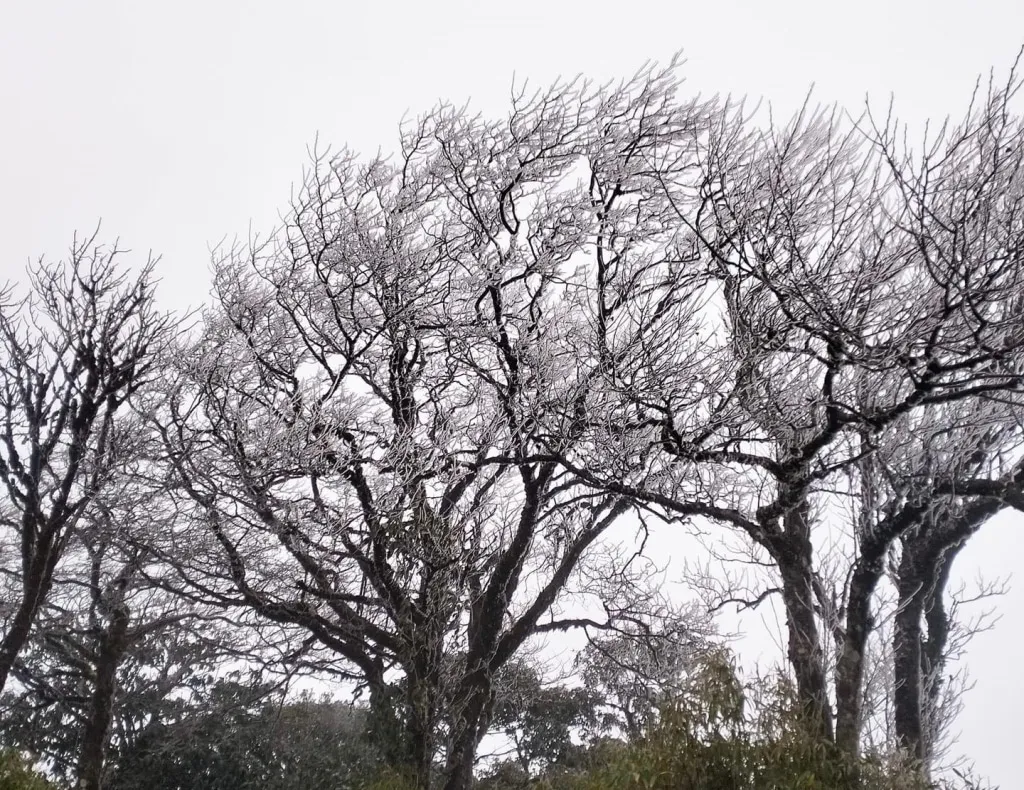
{"left": 894, "top": 537, "right": 963, "bottom": 767}
{"left": 405, "top": 672, "right": 440, "bottom": 790}
{"left": 777, "top": 552, "right": 833, "bottom": 741}
{"left": 0, "top": 553, "right": 53, "bottom": 694}
{"left": 834, "top": 558, "right": 885, "bottom": 755}
{"left": 366, "top": 681, "right": 408, "bottom": 766}
{"left": 442, "top": 673, "right": 493, "bottom": 790}
{"left": 894, "top": 545, "right": 931, "bottom": 763}
{"left": 0, "top": 600, "right": 37, "bottom": 695}
{"left": 919, "top": 544, "right": 959, "bottom": 754}
{"left": 771, "top": 484, "right": 833, "bottom": 743}
{"left": 76, "top": 605, "right": 131, "bottom": 790}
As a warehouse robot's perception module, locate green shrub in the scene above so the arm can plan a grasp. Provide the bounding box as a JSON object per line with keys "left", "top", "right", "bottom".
{"left": 527, "top": 654, "right": 929, "bottom": 790}
{"left": 0, "top": 751, "right": 54, "bottom": 790}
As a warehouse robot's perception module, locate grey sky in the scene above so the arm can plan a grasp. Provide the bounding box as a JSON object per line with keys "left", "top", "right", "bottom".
{"left": 2, "top": 0, "right": 1023, "bottom": 784}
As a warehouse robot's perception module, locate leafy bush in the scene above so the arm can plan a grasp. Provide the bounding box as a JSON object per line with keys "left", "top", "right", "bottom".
{"left": 0, "top": 751, "right": 54, "bottom": 790}
{"left": 519, "top": 654, "right": 929, "bottom": 790}
{"left": 107, "top": 682, "right": 383, "bottom": 790}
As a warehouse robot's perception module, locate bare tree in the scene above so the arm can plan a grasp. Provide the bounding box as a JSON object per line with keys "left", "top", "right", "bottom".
{"left": 574, "top": 604, "right": 714, "bottom": 740}
{"left": 49, "top": 55, "right": 1011, "bottom": 788}
{"left": 829, "top": 479, "right": 1011, "bottom": 776}
{"left": 0, "top": 234, "right": 173, "bottom": 696}
{"left": 0, "top": 474, "right": 244, "bottom": 790}
{"left": 553, "top": 59, "right": 1024, "bottom": 758}
{"left": 889, "top": 491, "right": 1012, "bottom": 769}
{"left": 830, "top": 58, "right": 1024, "bottom": 754}
{"left": 149, "top": 63, "right": 727, "bottom": 790}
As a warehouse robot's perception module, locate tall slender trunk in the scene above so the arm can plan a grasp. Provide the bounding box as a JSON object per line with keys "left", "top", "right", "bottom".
{"left": 893, "top": 567, "right": 927, "bottom": 762}
{"left": 894, "top": 538, "right": 962, "bottom": 766}
{"left": 772, "top": 484, "right": 833, "bottom": 742}
{"left": 894, "top": 536, "right": 937, "bottom": 763}
{"left": 919, "top": 546, "right": 958, "bottom": 753}
{"left": 76, "top": 606, "right": 131, "bottom": 790}
{"left": 834, "top": 558, "right": 885, "bottom": 755}
{"left": 778, "top": 555, "right": 834, "bottom": 741}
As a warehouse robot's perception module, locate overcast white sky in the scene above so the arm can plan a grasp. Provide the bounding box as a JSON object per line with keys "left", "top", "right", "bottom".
{"left": 2, "top": 0, "right": 1023, "bottom": 784}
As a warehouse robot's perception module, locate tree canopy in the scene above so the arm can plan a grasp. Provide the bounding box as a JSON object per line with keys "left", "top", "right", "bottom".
{"left": 1, "top": 56, "right": 1023, "bottom": 790}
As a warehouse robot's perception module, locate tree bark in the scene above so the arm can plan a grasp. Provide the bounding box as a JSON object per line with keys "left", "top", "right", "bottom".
{"left": 834, "top": 557, "right": 885, "bottom": 755}
{"left": 770, "top": 483, "right": 834, "bottom": 743}
{"left": 920, "top": 543, "right": 960, "bottom": 750}
{"left": 894, "top": 536, "right": 965, "bottom": 766}
{"left": 76, "top": 604, "right": 131, "bottom": 790}
{"left": 893, "top": 557, "right": 928, "bottom": 763}
{"left": 0, "top": 600, "right": 39, "bottom": 696}
{"left": 0, "top": 551, "right": 55, "bottom": 694}
{"left": 778, "top": 559, "right": 833, "bottom": 741}
{"left": 404, "top": 664, "right": 441, "bottom": 790}
{"left": 442, "top": 672, "right": 493, "bottom": 790}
